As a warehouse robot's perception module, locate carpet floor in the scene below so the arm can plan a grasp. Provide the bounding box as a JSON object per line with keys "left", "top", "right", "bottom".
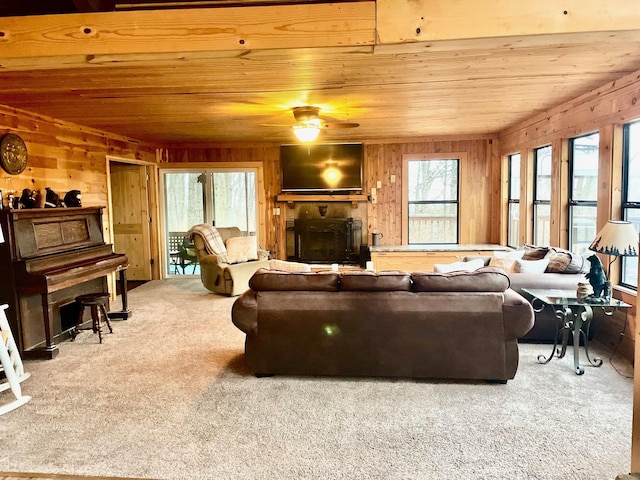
{"left": 0, "top": 279, "right": 634, "bottom": 480}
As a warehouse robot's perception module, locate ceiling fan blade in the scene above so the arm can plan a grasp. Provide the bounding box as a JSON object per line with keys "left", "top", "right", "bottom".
{"left": 324, "top": 122, "right": 360, "bottom": 129}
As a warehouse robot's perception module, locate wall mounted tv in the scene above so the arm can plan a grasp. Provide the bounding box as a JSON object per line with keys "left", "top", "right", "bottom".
{"left": 280, "top": 143, "right": 364, "bottom": 193}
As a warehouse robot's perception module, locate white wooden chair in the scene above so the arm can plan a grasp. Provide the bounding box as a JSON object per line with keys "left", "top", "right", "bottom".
{"left": 0, "top": 304, "right": 31, "bottom": 415}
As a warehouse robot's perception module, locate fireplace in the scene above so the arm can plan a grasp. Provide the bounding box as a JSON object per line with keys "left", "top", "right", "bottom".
{"left": 287, "top": 218, "right": 362, "bottom": 264}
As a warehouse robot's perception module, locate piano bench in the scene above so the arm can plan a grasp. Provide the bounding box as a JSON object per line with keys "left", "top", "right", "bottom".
{"left": 71, "top": 293, "right": 113, "bottom": 344}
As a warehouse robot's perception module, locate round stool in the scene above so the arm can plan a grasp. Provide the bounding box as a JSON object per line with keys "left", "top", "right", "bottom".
{"left": 71, "top": 293, "right": 113, "bottom": 344}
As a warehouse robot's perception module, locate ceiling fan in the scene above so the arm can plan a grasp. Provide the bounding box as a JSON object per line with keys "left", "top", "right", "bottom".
{"left": 265, "top": 106, "right": 360, "bottom": 142}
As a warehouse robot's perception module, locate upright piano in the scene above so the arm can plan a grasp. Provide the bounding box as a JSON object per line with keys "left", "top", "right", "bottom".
{"left": 0, "top": 207, "right": 129, "bottom": 359}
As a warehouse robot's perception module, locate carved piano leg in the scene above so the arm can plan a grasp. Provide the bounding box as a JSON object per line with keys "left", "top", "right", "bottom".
{"left": 107, "top": 267, "right": 132, "bottom": 320}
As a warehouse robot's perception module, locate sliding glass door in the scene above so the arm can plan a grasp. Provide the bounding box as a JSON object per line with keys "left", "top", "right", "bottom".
{"left": 161, "top": 168, "right": 258, "bottom": 276}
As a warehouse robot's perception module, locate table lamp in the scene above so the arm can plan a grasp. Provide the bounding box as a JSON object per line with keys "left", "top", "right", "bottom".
{"left": 588, "top": 220, "right": 639, "bottom": 278}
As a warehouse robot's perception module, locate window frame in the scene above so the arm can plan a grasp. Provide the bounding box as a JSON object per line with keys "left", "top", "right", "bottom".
{"left": 568, "top": 132, "right": 599, "bottom": 255}
{"left": 507, "top": 153, "right": 521, "bottom": 248}
{"left": 621, "top": 120, "right": 640, "bottom": 289}
{"left": 402, "top": 154, "right": 460, "bottom": 245}
{"left": 533, "top": 145, "right": 552, "bottom": 247}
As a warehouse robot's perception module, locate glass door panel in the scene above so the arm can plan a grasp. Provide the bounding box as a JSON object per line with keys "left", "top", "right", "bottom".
{"left": 163, "top": 172, "right": 206, "bottom": 276}
{"left": 211, "top": 171, "right": 256, "bottom": 234}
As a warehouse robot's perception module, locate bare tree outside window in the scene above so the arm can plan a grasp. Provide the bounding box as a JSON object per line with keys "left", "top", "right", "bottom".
{"left": 407, "top": 159, "right": 459, "bottom": 244}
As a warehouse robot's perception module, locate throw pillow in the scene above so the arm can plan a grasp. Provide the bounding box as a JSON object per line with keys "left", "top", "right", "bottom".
{"left": 489, "top": 256, "right": 517, "bottom": 272}
{"left": 488, "top": 250, "right": 524, "bottom": 272}
{"left": 512, "top": 258, "right": 550, "bottom": 274}
{"left": 225, "top": 236, "right": 258, "bottom": 264}
{"left": 521, "top": 244, "right": 550, "bottom": 261}
{"left": 545, "top": 247, "right": 587, "bottom": 274}
{"left": 433, "top": 258, "right": 485, "bottom": 273}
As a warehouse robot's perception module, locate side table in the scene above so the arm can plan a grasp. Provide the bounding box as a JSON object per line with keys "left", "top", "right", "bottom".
{"left": 522, "top": 288, "right": 630, "bottom": 375}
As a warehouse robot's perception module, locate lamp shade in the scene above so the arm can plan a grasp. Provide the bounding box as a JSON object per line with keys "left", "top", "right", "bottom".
{"left": 588, "top": 220, "right": 639, "bottom": 257}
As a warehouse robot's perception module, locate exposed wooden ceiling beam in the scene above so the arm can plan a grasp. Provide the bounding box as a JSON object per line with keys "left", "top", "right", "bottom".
{"left": 378, "top": 0, "right": 640, "bottom": 44}
{"left": 0, "top": 2, "right": 375, "bottom": 60}
{"left": 2, "top": 0, "right": 640, "bottom": 69}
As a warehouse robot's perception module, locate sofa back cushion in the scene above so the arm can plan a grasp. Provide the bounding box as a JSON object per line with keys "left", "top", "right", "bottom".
{"left": 249, "top": 268, "right": 340, "bottom": 291}
{"left": 411, "top": 267, "right": 510, "bottom": 292}
{"left": 225, "top": 235, "right": 258, "bottom": 264}
{"left": 339, "top": 270, "right": 412, "bottom": 291}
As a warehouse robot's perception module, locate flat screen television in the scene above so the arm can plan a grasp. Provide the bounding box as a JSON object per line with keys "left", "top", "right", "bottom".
{"left": 280, "top": 143, "right": 364, "bottom": 193}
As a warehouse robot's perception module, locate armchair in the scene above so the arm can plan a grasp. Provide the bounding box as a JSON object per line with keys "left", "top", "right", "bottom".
{"left": 187, "top": 224, "right": 270, "bottom": 296}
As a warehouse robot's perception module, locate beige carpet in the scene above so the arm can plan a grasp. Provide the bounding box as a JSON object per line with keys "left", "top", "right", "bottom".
{"left": 0, "top": 279, "right": 634, "bottom": 480}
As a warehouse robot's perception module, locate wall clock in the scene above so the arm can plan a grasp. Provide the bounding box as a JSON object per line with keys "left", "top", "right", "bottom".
{"left": 0, "top": 134, "right": 28, "bottom": 175}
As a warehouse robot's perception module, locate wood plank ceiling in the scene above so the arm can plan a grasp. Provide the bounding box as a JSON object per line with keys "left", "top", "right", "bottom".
{"left": 2, "top": 0, "right": 640, "bottom": 145}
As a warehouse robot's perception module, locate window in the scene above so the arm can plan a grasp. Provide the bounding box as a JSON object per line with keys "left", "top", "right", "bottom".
{"left": 533, "top": 146, "right": 551, "bottom": 246}
{"left": 407, "top": 158, "right": 459, "bottom": 244}
{"left": 507, "top": 153, "right": 520, "bottom": 248}
{"left": 622, "top": 121, "right": 640, "bottom": 288}
{"left": 569, "top": 132, "right": 599, "bottom": 255}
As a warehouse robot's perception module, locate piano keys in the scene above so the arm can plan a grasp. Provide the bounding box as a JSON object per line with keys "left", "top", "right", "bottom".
{"left": 0, "top": 207, "right": 129, "bottom": 359}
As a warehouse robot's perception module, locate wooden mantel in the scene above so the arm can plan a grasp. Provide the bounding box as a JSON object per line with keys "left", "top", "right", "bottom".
{"left": 275, "top": 193, "right": 368, "bottom": 209}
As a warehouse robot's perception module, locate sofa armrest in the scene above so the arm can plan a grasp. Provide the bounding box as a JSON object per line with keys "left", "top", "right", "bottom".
{"left": 502, "top": 288, "right": 535, "bottom": 340}
{"left": 232, "top": 290, "right": 258, "bottom": 335}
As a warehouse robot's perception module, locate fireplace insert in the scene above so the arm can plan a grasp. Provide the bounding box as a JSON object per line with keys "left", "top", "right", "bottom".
{"left": 287, "top": 218, "right": 362, "bottom": 264}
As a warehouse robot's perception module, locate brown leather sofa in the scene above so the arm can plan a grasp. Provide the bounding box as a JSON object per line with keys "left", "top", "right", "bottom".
{"left": 232, "top": 267, "right": 534, "bottom": 383}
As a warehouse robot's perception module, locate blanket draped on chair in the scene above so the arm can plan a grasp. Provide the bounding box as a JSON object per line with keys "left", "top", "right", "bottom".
{"left": 187, "top": 224, "right": 226, "bottom": 257}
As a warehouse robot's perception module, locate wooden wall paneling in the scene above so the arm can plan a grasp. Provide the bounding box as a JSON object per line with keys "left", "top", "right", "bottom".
{"left": 364, "top": 143, "right": 382, "bottom": 246}
{"left": 520, "top": 148, "right": 534, "bottom": 247}
{"left": 389, "top": 144, "right": 404, "bottom": 246}
{"left": 634, "top": 257, "right": 640, "bottom": 472}
{"left": 487, "top": 138, "right": 502, "bottom": 244}
{"left": 548, "top": 138, "right": 567, "bottom": 248}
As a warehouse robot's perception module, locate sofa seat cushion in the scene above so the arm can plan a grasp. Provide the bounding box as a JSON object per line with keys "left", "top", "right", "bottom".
{"left": 340, "top": 270, "right": 412, "bottom": 291}
{"left": 249, "top": 268, "right": 340, "bottom": 291}
{"left": 411, "top": 267, "right": 510, "bottom": 292}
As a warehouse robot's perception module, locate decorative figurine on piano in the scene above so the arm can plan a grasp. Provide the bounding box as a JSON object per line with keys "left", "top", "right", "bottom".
{"left": 18, "top": 188, "right": 37, "bottom": 209}
{"left": 63, "top": 190, "right": 82, "bottom": 208}
{"left": 44, "top": 187, "right": 62, "bottom": 208}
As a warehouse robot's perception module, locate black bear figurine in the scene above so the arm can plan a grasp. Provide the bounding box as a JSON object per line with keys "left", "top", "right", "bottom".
{"left": 585, "top": 254, "right": 608, "bottom": 298}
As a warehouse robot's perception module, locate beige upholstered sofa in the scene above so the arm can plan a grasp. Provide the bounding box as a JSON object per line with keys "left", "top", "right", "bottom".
{"left": 232, "top": 267, "right": 534, "bottom": 382}
{"left": 187, "top": 225, "right": 270, "bottom": 296}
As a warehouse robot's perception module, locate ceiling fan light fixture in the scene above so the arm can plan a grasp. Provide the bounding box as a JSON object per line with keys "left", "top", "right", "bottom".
{"left": 293, "top": 125, "right": 320, "bottom": 142}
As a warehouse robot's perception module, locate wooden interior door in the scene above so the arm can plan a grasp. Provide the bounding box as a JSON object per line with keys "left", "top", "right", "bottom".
{"left": 110, "top": 163, "right": 152, "bottom": 280}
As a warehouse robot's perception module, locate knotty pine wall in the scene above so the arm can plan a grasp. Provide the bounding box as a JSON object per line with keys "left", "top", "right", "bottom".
{"left": 0, "top": 105, "right": 157, "bottom": 242}
{"left": 161, "top": 136, "right": 500, "bottom": 259}
{"left": 499, "top": 68, "right": 640, "bottom": 361}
